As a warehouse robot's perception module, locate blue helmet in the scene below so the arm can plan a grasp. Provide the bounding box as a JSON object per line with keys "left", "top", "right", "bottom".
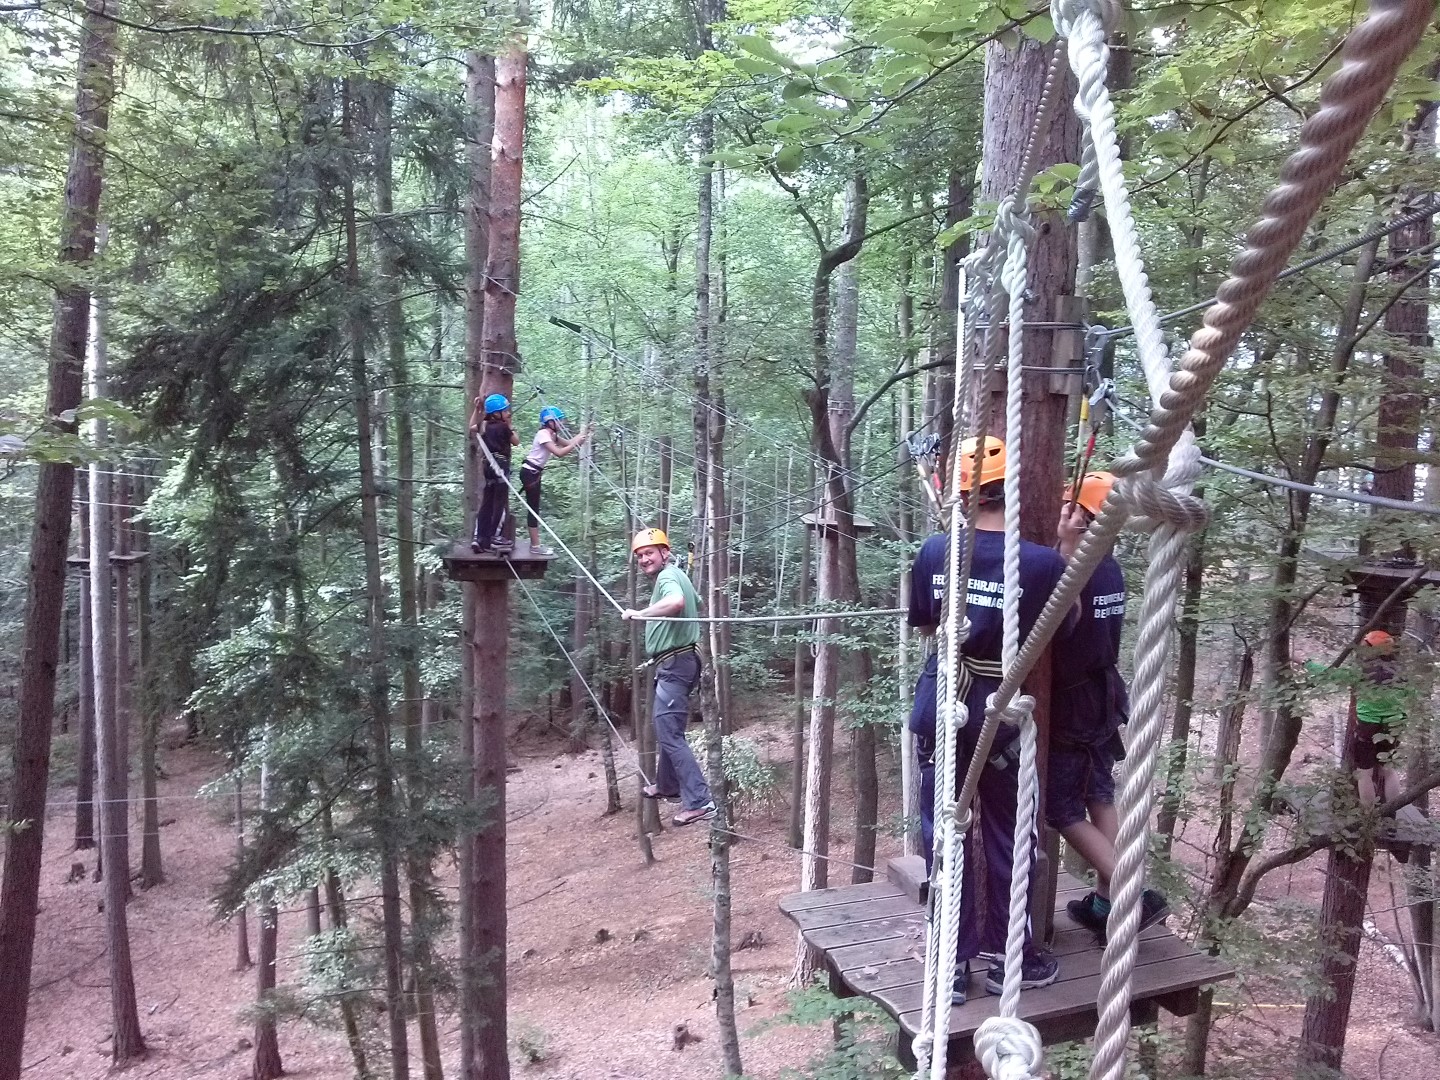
{"left": 539, "top": 405, "right": 564, "bottom": 425}
{"left": 483, "top": 393, "right": 509, "bottom": 415}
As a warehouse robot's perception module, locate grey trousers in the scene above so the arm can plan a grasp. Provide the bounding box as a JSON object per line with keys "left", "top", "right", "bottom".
{"left": 651, "top": 650, "right": 711, "bottom": 811}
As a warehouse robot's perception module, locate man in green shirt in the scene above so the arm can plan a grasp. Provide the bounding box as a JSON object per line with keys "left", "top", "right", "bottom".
{"left": 621, "top": 528, "right": 714, "bottom": 826}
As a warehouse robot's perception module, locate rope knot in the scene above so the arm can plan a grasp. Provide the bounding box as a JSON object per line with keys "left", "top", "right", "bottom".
{"left": 1112, "top": 472, "right": 1209, "bottom": 533}
{"left": 985, "top": 693, "right": 1035, "bottom": 728}
{"left": 950, "top": 804, "right": 973, "bottom": 832}
{"left": 974, "top": 1016, "right": 1044, "bottom": 1080}
{"left": 1052, "top": 0, "right": 1120, "bottom": 38}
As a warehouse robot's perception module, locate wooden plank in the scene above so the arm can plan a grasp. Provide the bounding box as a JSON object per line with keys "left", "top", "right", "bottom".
{"left": 779, "top": 880, "right": 901, "bottom": 914}
{"left": 805, "top": 912, "right": 926, "bottom": 952}
{"left": 443, "top": 543, "right": 555, "bottom": 582}
{"left": 788, "top": 892, "right": 920, "bottom": 931}
{"left": 886, "top": 855, "right": 929, "bottom": 904}
{"left": 896, "top": 942, "right": 1233, "bottom": 1038}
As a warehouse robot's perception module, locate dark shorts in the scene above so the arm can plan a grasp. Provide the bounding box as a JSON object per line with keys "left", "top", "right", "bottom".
{"left": 1351, "top": 721, "right": 1397, "bottom": 771}
{"left": 1046, "top": 737, "right": 1118, "bottom": 829}
{"left": 519, "top": 464, "right": 542, "bottom": 527}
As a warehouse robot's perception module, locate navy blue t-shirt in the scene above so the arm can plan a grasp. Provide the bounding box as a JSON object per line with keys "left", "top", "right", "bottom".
{"left": 908, "top": 529, "right": 1069, "bottom": 742}
{"left": 479, "top": 419, "right": 513, "bottom": 479}
{"left": 1050, "top": 554, "right": 1128, "bottom": 742}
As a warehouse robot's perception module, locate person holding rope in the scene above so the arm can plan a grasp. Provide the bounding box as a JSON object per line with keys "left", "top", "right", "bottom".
{"left": 908, "top": 435, "right": 1071, "bottom": 1005}
{"left": 470, "top": 393, "right": 519, "bottom": 554}
{"left": 621, "top": 528, "right": 715, "bottom": 827}
{"left": 1051, "top": 471, "right": 1169, "bottom": 943}
{"left": 519, "top": 406, "right": 593, "bottom": 555}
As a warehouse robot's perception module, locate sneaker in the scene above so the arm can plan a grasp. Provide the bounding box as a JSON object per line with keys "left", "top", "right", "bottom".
{"left": 950, "top": 961, "right": 969, "bottom": 1006}
{"left": 1067, "top": 889, "right": 1170, "bottom": 944}
{"left": 492, "top": 538, "right": 514, "bottom": 553}
{"left": 985, "top": 947, "right": 1059, "bottom": 995}
{"left": 471, "top": 540, "right": 487, "bottom": 554}
{"left": 529, "top": 544, "right": 554, "bottom": 556}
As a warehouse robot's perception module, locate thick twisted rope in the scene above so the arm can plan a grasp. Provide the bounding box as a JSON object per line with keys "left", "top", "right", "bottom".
{"left": 993, "top": 200, "right": 1042, "bottom": 1025}
{"left": 1085, "top": 2, "right": 1434, "bottom": 1077}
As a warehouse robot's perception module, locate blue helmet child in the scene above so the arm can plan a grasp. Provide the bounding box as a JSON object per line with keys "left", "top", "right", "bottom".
{"left": 484, "top": 393, "right": 510, "bottom": 415}
{"left": 539, "top": 405, "right": 564, "bottom": 426}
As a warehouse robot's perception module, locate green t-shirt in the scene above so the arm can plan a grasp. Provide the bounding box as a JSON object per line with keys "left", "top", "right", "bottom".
{"left": 1302, "top": 659, "right": 1411, "bottom": 728}
{"left": 645, "top": 564, "right": 700, "bottom": 656}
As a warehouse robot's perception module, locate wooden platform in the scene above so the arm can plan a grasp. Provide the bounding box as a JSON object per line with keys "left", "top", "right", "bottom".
{"left": 441, "top": 542, "right": 557, "bottom": 582}
{"left": 1279, "top": 787, "right": 1440, "bottom": 853}
{"left": 781, "top": 868, "right": 1233, "bottom": 1068}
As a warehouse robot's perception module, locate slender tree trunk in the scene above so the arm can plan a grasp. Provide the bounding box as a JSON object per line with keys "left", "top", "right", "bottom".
{"left": 252, "top": 747, "right": 281, "bottom": 1080}
{"left": 234, "top": 780, "right": 252, "bottom": 970}
{"left": 113, "top": 472, "right": 132, "bottom": 861}
{"left": 75, "top": 477, "right": 96, "bottom": 851}
{"left": 788, "top": 462, "right": 814, "bottom": 850}
{"left": 0, "top": 6, "right": 117, "bottom": 1067}
{"left": 322, "top": 799, "right": 371, "bottom": 1079}
{"left": 92, "top": 289, "right": 145, "bottom": 1063}
{"left": 459, "top": 46, "right": 495, "bottom": 1080}
{"left": 137, "top": 475, "right": 162, "bottom": 888}
{"left": 702, "top": 392, "right": 743, "bottom": 1076}
{"left": 341, "top": 77, "right": 411, "bottom": 1080}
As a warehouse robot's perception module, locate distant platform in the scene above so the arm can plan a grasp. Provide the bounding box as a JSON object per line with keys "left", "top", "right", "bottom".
{"left": 442, "top": 542, "right": 557, "bottom": 582}
{"left": 1306, "top": 549, "right": 1440, "bottom": 593}
{"left": 781, "top": 865, "right": 1233, "bottom": 1069}
{"left": 1279, "top": 787, "right": 1440, "bottom": 852}
{"left": 801, "top": 511, "right": 877, "bottom": 533}
{"left": 66, "top": 551, "right": 149, "bottom": 569}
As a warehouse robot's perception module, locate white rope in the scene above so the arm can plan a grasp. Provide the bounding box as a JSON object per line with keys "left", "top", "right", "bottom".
{"left": 993, "top": 200, "right": 1041, "bottom": 1021}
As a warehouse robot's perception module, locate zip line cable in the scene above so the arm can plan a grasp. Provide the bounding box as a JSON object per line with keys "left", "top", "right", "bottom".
{"left": 509, "top": 565, "right": 654, "bottom": 786}
{"left": 1100, "top": 194, "right": 1440, "bottom": 341}
{"left": 474, "top": 433, "right": 906, "bottom": 624}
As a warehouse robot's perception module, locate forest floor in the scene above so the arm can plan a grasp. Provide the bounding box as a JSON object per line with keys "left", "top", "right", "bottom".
{"left": 18, "top": 689, "right": 1440, "bottom": 1079}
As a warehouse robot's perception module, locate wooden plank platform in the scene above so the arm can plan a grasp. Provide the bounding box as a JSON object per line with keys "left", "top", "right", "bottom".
{"left": 442, "top": 542, "right": 557, "bottom": 582}
{"left": 1278, "top": 787, "right": 1440, "bottom": 851}
{"left": 781, "top": 868, "right": 1233, "bottom": 1068}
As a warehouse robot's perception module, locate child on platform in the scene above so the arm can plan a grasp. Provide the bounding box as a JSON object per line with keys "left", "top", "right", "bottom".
{"left": 470, "top": 393, "right": 519, "bottom": 554}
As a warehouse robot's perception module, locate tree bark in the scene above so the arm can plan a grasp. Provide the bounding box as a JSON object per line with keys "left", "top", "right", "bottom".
{"left": 459, "top": 46, "right": 495, "bottom": 1080}
{"left": 234, "top": 780, "right": 252, "bottom": 970}
{"left": 340, "top": 76, "right": 410, "bottom": 1080}
{"left": 136, "top": 474, "right": 162, "bottom": 888}
{"left": 467, "top": 20, "right": 529, "bottom": 1078}
{"left": 75, "top": 476, "right": 96, "bottom": 852}
{"left": 251, "top": 897, "right": 282, "bottom": 1080}
{"left": 92, "top": 286, "right": 146, "bottom": 1064}
{"left": 788, "top": 461, "right": 813, "bottom": 850}
{"left": 0, "top": 5, "right": 117, "bottom": 1069}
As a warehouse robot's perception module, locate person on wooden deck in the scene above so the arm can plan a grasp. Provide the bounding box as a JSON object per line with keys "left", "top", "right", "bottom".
{"left": 470, "top": 393, "right": 519, "bottom": 554}
{"left": 622, "top": 528, "right": 715, "bottom": 827}
{"left": 519, "top": 406, "right": 593, "bottom": 555}
{"left": 1051, "top": 471, "right": 1169, "bottom": 944}
{"left": 907, "top": 436, "right": 1073, "bottom": 1006}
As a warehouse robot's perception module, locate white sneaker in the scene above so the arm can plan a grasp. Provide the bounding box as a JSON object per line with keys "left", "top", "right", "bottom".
{"left": 529, "top": 544, "right": 554, "bottom": 556}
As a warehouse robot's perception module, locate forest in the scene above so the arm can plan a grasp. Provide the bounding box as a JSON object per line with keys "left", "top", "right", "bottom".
{"left": 1, "top": 0, "right": 1439, "bottom": 1078}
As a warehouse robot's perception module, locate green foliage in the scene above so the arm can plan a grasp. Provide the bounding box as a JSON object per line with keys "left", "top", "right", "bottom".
{"left": 754, "top": 983, "right": 908, "bottom": 1080}
{"left": 688, "top": 730, "right": 786, "bottom": 817}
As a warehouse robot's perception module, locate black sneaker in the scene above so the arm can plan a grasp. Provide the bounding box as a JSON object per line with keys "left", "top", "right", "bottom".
{"left": 1067, "top": 890, "right": 1170, "bottom": 944}
{"left": 951, "top": 961, "right": 969, "bottom": 1006}
{"left": 1067, "top": 891, "right": 1108, "bottom": 938}
{"left": 985, "top": 947, "right": 1058, "bottom": 995}
{"left": 471, "top": 540, "right": 487, "bottom": 554}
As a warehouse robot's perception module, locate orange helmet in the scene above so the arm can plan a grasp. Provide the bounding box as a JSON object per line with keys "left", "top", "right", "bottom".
{"left": 1066, "top": 471, "right": 1117, "bottom": 516}
{"left": 631, "top": 527, "right": 670, "bottom": 553}
{"left": 1362, "top": 629, "right": 1394, "bottom": 648}
{"left": 958, "top": 436, "right": 1007, "bottom": 493}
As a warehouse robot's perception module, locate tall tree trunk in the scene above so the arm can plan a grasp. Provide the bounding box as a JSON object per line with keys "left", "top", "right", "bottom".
{"left": 788, "top": 461, "right": 813, "bottom": 850}
{"left": 138, "top": 495, "right": 162, "bottom": 888}
{"left": 234, "top": 780, "right": 252, "bottom": 971}
{"left": 340, "top": 76, "right": 411, "bottom": 1080}
{"left": 702, "top": 387, "right": 743, "bottom": 1076}
{"left": 0, "top": 5, "right": 117, "bottom": 1068}
{"left": 468, "top": 17, "right": 528, "bottom": 1077}
{"left": 252, "top": 741, "right": 281, "bottom": 1080}
{"left": 459, "top": 46, "right": 495, "bottom": 1080}
{"left": 322, "top": 798, "right": 371, "bottom": 1079}
{"left": 75, "top": 476, "right": 96, "bottom": 852}
{"left": 91, "top": 283, "right": 145, "bottom": 1063}
{"left": 376, "top": 81, "right": 445, "bottom": 1080}
{"left": 113, "top": 470, "right": 132, "bottom": 859}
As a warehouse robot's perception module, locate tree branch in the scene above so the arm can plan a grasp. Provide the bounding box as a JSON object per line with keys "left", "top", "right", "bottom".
{"left": 846, "top": 356, "right": 950, "bottom": 437}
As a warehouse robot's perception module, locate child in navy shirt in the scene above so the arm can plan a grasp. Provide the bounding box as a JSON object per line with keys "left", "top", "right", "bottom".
{"left": 470, "top": 393, "right": 519, "bottom": 553}
{"left": 1050, "top": 472, "right": 1168, "bottom": 941}
{"left": 908, "top": 436, "right": 1072, "bottom": 1004}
